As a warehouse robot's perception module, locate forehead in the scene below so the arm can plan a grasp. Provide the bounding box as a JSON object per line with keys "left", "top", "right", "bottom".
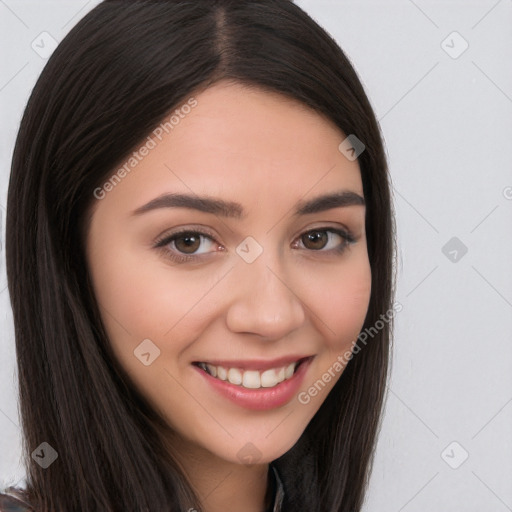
{"left": 92, "top": 81, "right": 363, "bottom": 218}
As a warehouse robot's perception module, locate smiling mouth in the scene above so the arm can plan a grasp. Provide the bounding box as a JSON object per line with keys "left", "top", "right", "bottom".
{"left": 193, "top": 357, "right": 310, "bottom": 389}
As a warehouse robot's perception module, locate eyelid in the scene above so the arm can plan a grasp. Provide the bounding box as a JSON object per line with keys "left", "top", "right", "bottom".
{"left": 153, "top": 224, "right": 357, "bottom": 264}
{"left": 153, "top": 225, "right": 220, "bottom": 248}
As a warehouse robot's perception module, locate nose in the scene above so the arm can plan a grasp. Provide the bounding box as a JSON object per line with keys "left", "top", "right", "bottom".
{"left": 225, "top": 253, "right": 306, "bottom": 339}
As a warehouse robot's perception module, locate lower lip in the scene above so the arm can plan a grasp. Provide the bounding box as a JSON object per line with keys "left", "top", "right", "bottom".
{"left": 193, "top": 357, "right": 313, "bottom": 411}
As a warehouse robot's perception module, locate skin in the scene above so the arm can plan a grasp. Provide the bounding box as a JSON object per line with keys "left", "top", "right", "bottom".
{"left": 85, "top": 80, "right": 372, "bottom": 512}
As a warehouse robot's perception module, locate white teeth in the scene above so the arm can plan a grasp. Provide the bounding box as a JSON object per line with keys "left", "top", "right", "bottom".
{"left": 284, "top": 362, "right": 295, "bottom": 379}
{"left": 197, "top": 360, "right": 302, "bottom": 389}
{"left": 260, "top": 367, "right": 285, "bottom": 388}
{"left": 227, "top": 368, "right": 243, "bottom": 385}
{"left": 242, "top": 370, "right": 261, "bottom": 389}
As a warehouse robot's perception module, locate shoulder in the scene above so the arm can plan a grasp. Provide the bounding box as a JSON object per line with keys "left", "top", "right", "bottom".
{"left": 0, "top": 491, "right": 34, "bottom": 512}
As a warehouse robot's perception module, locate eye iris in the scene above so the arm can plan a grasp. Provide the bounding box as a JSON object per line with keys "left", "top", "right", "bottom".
{"left": 175, "top": 233, "right": 200, "bottom": 254}
{"left": 303, "top": 230, "right": 327, "bottom": 250}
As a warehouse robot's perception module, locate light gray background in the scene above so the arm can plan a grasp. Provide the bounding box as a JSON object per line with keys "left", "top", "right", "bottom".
{"left": 1, "top": 1, "right": 511, "bottom": 510}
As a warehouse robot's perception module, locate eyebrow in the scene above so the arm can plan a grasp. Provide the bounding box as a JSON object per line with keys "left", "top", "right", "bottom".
{"left": 131, "top": 190, "right": 365, "bottom": 218}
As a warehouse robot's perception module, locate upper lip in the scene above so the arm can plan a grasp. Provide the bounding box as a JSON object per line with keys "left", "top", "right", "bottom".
{"left": 193, "top": 355, "right": 313, "bottom": 371}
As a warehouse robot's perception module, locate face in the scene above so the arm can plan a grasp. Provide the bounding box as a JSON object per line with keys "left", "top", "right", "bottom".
{"left": 85, "top": 81, "right": 371, "bottom": 466}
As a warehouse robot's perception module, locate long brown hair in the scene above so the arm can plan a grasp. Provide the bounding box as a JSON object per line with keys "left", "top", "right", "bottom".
{"left": 4, "top": 1, "right": 395, "bottom": 510}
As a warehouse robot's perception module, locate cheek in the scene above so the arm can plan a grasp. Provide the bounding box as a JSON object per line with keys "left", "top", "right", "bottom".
{"left": 303, "top": 256, "right": 372, "bottom": 350}
{"left": 86, "top": 247, "right": 209, "bottom": 412}
{"left": 87, "top": 241, "right": 224, "bottom": 393}
{"left": 88, "top": 239, "right": 209, "bottom": 337}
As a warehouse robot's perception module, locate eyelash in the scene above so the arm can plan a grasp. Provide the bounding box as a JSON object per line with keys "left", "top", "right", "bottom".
{"left": 153, "top": 226, "right": 356, "bottom": 264}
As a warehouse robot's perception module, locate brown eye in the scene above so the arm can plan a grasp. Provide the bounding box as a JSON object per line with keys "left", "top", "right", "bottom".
{"left": 174, "top": 233, "right": 201, "bottom": 254}
{"left": 301, "top": 230, "right": 329, "bottom": 250}
{"left": 154, "top": 229, "right": 219, "bottom": 263}
{"left": 295, "top": 228, "right": 355, "bottom": 254}
{"left": 154, "top": 226, "right": 355, "bottom": 265}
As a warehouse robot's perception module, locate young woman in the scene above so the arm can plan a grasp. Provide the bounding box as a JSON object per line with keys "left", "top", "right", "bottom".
{"left": 1, "top": 0, "right": 395, "bottom": 510}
